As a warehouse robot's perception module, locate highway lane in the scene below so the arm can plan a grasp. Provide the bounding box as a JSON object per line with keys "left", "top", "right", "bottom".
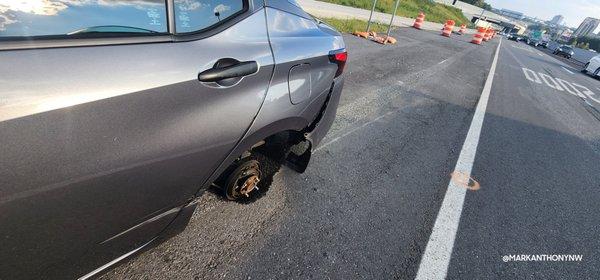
{"left": 101, "top": 28, "right": 500, "bottom": 279}
{"left": 532, "top": 42, "right": 600, "bottom": 115}
{"left": 513, "top": 43, "right": 600, "bottom": 118}
{"left": 444, "top": 39, "right": 600, "bottom": 279}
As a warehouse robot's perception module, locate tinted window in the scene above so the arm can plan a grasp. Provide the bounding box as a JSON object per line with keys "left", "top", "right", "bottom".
{"left": 174, "top": 0, "right": 244, "bottom": 33}
{"left": 0, "top": 0, "right": 167, "bottom": 38}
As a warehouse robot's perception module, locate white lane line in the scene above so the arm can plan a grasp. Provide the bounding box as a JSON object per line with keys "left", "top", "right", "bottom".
{"left": 561, "top": 66, "right": 575, "bottom": 74}
{"left": 314, "top": 109, "right": 397, "bottom": 152}
{"left": 415, "top": 39, "right": 502, "bottom": 280}
{"left": 438, "top": 59, "right": 448, "bottom": 65}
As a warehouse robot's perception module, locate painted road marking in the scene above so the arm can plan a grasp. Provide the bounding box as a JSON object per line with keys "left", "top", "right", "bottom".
{"left": 539, "top": 73, "right": 564, "bottom": 91}
{"left": 561, "top": 66, "right": 575, "bottom": 74}
{"left": 520, "top": 67, "right": 599, "bottom": 101}
{"left": 573, "top": 83, "right": 600, "bottom": 103}
{"left": 438, "top": 59, "right": 448, "bottom": 65}
{"left": 522, "top": 68, "right": 542, "bottom": 84}
{"left": 315, "top": 109, "right": 397, "bottom": 152}
{"left": 415, "top": 39, "right": 502, "bottom": 280}
{"left": 556, "top": 78, "right": 585, "bottom": 98}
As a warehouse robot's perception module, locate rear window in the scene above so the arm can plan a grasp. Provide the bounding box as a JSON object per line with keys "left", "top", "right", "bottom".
{"left": 174, "top": 0, "right": 244, "bottom": 33}
{"left": 0, "top": 0, "right": 168, "bottom": 38}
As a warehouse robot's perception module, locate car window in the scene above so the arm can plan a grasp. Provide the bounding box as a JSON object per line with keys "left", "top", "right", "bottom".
{"left": 174, "top": 0, "right": 244, "bottom": 33}
{"left": 0, "top": 0, "right": 168, "bottom": 38}
{"left": 288, "top": 0, "right": 302, "bottom": 7}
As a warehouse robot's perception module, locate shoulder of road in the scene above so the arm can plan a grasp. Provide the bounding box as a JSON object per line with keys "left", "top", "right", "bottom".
{"left": 297, "top": 0, "right": 475, "bottom": 34}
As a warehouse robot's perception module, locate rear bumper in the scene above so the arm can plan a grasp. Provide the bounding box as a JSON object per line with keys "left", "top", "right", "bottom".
{"left": 307, "top": 76, "right": 345, "bottom": 148}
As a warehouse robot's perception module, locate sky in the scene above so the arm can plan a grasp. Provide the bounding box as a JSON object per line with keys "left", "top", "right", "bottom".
{"left": 486, "top": 0, "right": 600, "bottom": 29}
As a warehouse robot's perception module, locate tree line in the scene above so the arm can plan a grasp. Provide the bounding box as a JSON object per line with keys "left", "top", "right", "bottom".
{"left": 460, "top": 0, "right": 492, "bottom": 10}
{"left": 568, "top": 36, "right": 600, "bottom": 52}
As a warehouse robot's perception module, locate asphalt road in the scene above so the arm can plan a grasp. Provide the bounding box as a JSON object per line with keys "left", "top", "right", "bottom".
{"left": 101, "top": 28, "right": 600, "bottom": 279}
{"left": 446, "top": 39, "right": 600, "bottom": 279}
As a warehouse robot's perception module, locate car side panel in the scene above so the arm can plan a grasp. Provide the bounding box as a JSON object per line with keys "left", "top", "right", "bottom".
{"left": 248, "top": 7, "right": 344, "bottom": 134}
{"left": 0, "top": 10, "right": 273, "bottom": 279}
{"left": 192, "top": 7, "right": 346, "bottom": 197}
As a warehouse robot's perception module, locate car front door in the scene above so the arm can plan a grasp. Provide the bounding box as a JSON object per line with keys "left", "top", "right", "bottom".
{"left": 0, "top": 0, "right": 272, "bottom": 278}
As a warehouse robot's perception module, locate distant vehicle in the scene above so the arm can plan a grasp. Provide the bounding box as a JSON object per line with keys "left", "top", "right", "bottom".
{"left": 539, "top": 41, "right": 549, "bottom": 48}
{"left": 529, "top": 30, "right": 544, "bottom": 47}
{"left": 528, "top": 39, "right": 539, "bottom": 47}
{"left": 553, "top": 45, "right": 575, "bottom": 59}
{"left": 520, "top": 36, "right": 529, "bottom": 43}
{"left": 507, "top": 34, "right": 519, "bottom": 41}
{"left": 582, "top": 55, "right": 600, "bottom": 78}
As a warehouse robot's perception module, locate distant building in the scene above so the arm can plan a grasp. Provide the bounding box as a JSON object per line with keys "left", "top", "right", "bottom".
{"left": 549, "top": 15, "right": 564, "bottom": 25}
{"left": 573, "top": 17, "right": 600, "bottom": 38}
{"left": 558, "top": 29, "right": 574, "bottom": 42}
{"left": 498, "top": 9, "right": 523, "bottom": 20}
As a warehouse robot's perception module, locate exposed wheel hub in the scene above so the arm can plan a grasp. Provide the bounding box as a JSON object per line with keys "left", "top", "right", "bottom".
{"left": 239, "top": 174, "right": 260, "bottom": 197}
{"left": 225, "top": 160, "right": 262, "bottom": 200}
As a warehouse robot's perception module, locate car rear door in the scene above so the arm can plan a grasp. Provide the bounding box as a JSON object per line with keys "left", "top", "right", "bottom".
{"left": 0, "top": 0, "right": 272, "bottom": 278}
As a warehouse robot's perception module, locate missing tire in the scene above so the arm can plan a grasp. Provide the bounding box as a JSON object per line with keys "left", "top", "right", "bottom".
{"left": 216, "top": 134, "right": 290, "bottom": 203}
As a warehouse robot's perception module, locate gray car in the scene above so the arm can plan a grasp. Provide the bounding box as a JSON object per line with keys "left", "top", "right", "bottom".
{"left": 0, "top": 1, "right": 345, "bottom": 278}
{"left": 553, "top": 45, "right": 575, "bottom": 59}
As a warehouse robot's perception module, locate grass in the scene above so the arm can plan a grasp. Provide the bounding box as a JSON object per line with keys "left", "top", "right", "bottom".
{"left": 321, "top": 17, "right": 390, "bottom": 34}
{"left": 319, "top": 0, "right": 470, "bottom": 26}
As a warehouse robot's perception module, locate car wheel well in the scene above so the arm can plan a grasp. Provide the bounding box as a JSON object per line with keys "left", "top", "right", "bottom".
{"left": 247, "top": 129, "right": 312, "bottom": 172}
{"left": 247, "top": 130, "right": 304, "bottom": 161}
{"left": 213, "top": 129, "right": 312, "bottom": 202}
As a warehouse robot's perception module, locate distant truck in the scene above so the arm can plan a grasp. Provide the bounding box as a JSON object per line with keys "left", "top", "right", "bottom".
{"left": 540, "top": 34, "right": 550, "bottom": 48}
{"left": 528, "top": 30, "right": 549, "bottom": 48}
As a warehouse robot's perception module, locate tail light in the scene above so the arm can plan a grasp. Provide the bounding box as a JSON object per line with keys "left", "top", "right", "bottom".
{"left": 329, "top": 49, "right": 347, "bottom": 78}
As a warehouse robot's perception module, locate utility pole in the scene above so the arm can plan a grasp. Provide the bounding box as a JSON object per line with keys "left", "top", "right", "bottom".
{"left": 476, "top": 7, "right": 485, "bottom": 27}
{"left": 384, "top": 0, "right": 401, "bottom": 44}
{"left": 366, "top": 0, "right": 378, "bottom": 34}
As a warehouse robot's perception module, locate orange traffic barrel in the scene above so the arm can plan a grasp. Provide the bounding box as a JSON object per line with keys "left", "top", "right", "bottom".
{"left": 471, "top": 27, "right": 485, "bottom": 45}
{"left": 373, "top": 35, "right": 398, "bottom": 45}
{"left": 442, "top": 20, "right": 455, "bottom": 37}
{"left": 483, "top": 28, "right": 492, "bottom": 41}
{"left": 413, "top": 12, "right": 425, "bottom": 30}
{"left": 458, "top": 24, "right": 466, "bottom": 35}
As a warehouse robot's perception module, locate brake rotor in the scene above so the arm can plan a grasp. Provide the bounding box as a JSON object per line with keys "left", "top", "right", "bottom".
{"left": 239, "top": 174, "right": 260, "bottom": 197}
{"left": 226, "top": 160, "right": 262, "bottom": 200}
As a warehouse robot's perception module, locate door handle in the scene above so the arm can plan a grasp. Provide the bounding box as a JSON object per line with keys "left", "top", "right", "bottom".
{"left": 198, "top": 59, "right": 259, "bottom": 84}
